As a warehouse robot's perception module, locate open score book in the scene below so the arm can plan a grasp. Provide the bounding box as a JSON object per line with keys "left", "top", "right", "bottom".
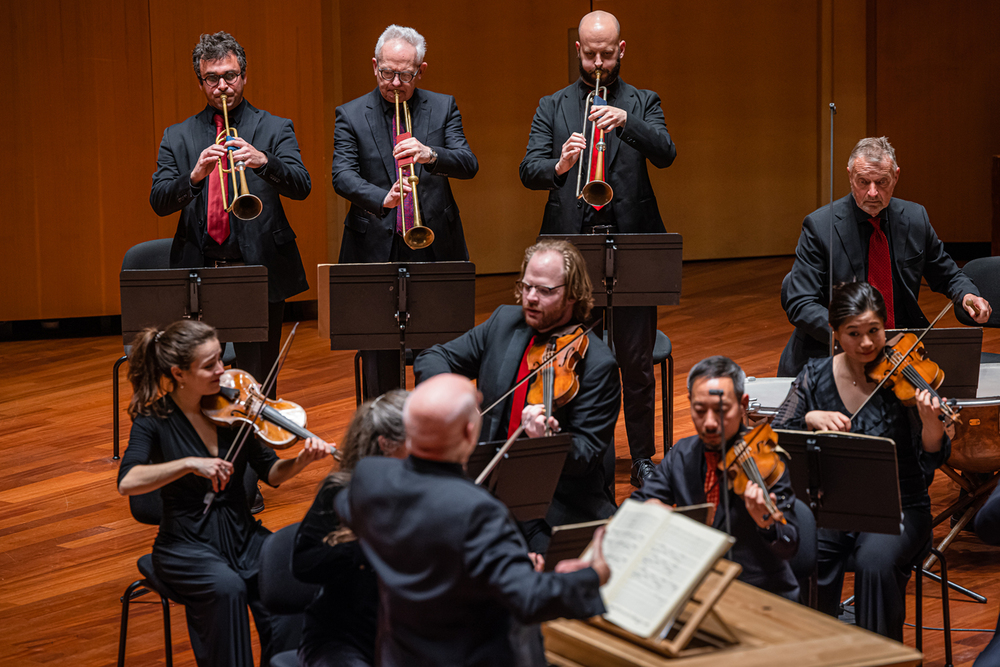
{"left": 587, "top": 498, "right": 735, "bottom": 639}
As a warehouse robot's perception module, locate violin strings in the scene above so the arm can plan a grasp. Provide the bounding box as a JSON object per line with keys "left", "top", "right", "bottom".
{"left": 888, "top": 352, "right": 954, "bottom": 416}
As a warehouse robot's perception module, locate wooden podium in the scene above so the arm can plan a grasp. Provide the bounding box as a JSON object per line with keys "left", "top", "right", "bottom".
{"left": 543, "top": 579, "right": 922, "bottom": 667}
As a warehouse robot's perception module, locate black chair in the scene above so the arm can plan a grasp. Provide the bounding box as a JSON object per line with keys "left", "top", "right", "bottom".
{"left": 257, "top": 523, "right": 321, "bottom": 667}
{"left": 953, "top": 256, "right": 1000, "bottom": 363}
{"left": 113, "top": 238, "right": 236, "bottom": 459}
{"left": 117, "top": 489, "right": 182, "bottom": 667}
{"left": 652, "top": 330, "right": 674, "bottom": 451}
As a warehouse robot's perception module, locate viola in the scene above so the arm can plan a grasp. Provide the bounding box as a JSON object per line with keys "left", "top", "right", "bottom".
{"left": 202, "top": 369, "right": 324, "bottom": 450}
{"left": 864, "top": 332, "right": 962, "bottom": 424}
{"left": 719, "top": 423, "right": 788, "bottom": 525}
{"left": 525, "top": 324, "right": 590, "bottom": 434}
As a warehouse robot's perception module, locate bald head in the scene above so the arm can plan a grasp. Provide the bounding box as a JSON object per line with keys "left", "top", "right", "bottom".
{"left": 579, "top": 10, "right": 621, "bottom": 41}
{"left": 405, "top": 374, "right": 482, "bottom": 463}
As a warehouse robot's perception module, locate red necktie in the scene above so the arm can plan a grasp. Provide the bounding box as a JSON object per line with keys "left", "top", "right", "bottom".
{"left": 207, "top": 114, "right": 231, "bottom": 245}
{"left": 867, "top": 217, "right": 894, "bottom": 328}
{"left": 507, "top": 336, "right": 537, "bottom": 438}
{"left": 393, "top": 112, "right": 416, "bottom": 235}
{"left": 704, "top": 449, "right": 721, "bottom": 509}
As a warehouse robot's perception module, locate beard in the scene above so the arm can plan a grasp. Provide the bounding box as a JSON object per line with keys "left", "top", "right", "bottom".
{"left": 578, "top": 59, "right": 621, "bottom": 87}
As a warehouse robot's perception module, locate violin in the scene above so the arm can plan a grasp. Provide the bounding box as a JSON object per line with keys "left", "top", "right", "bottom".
{"left": 863, "top": 332, "right": 962, "bottom": 424}
{"left": 719, "top": 423, "right": 788, "bottom": 525}
{"left": 202, "top": 368, "right": 324, "bottom": 450}
{"left": 525, "top": 324, "right": 590, "bottom": 435}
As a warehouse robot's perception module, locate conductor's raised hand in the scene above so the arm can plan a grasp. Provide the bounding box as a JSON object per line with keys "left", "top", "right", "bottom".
{"left": 190, "top": 143, "right": 229, "bottom": 184}
{"left": 190, "top": 457, "right": 234, "bottom": 493}
{"left": 805, "top": 409, "right": 852, "bottom": 432}
{"left": 521, "top": 403, "right": 559, "bottom": 438}
{"left": 555, "top": 132, "right": 588, "bottom": 175}
{"left": 382, "top": 177, "right": 413, "bottom": 210}
{"left": 555, "top": 526, "right": 610, "bottom": 586}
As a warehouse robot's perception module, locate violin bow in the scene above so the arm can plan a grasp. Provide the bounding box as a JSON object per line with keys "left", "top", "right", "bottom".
{"left": 203, "top": 323, "right": 300, "bottom": 514}
{"left": 849, "top": 299, "right": 955, "bottom": 420}
{"left": 478, "top": 320, "right": 598, "bottom": 417}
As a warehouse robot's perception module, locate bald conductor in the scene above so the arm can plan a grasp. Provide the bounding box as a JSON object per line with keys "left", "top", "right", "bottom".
{"left": 336, "top": 374, "right": 609, "bottom": 666}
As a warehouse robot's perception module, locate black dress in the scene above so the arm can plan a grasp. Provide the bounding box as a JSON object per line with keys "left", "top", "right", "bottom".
{"left": 118, "top": 397, "right": 296, "bottom": 667}
{"left": 293, "top": 479, "right": 378, "bottom": 667}
{"left": 772, "top": 357, "right": 949, "bottom": 640}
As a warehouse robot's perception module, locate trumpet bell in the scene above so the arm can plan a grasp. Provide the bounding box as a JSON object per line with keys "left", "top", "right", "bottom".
{"left": 581, "top": 180, "right": 613, "bottom": 207}
{"left": 231, "top": 193, "right": 263, "bottom": 220}
{"left": 403, "top": 225, "right": 435, "bottom": 250}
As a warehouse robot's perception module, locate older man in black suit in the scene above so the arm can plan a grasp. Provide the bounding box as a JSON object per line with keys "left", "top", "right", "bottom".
{"left": 414, "top": 239, "right": 620, "bottom": 551}
{"left": 631, "top": 356, "right": 801, "bottom": 601}
{"left": 336, "top": 373, "right": 609, "bottom": 667}
{"left": 332, "top": 24, "right": 478, "bottom": 398}
{"left": 779, "top": 136, "right": 992, "bottom": 377}
{"left": 151, "top": 31, "right": 310, "bottom": 392}
{"left": 520, "top": 10, "right": 677, "bottom": 488}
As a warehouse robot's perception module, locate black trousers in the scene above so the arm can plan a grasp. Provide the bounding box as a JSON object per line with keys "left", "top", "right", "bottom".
{"left": 598, "top": 304, "right": 657, "bottom": 461}
{"left": 817, "top": 507, "right": 931, "bottom": 641}
{"left": 154, "top": 543, "right": 298, "bottom": 667}
{"left": 233, "top": 300, "right": 286, "bottom": 400}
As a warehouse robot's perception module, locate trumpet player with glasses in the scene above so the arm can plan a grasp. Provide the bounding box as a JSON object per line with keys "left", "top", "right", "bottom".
{"left": 150, "top": 31, "right": 311, "bottom": 397}
{"left": 520, "top": 11, "right": 677, "bottom": 488}
{"left": 333, "top": 24, "right": 479, "bottom": 399}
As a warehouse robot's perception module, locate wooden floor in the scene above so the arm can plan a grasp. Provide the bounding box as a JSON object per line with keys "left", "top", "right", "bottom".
{"left": 1, "top": 256, "right": 997, "bottom": 666}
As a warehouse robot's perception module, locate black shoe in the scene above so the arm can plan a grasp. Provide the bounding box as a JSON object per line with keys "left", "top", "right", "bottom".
{"left": 630, "top": 458, "right": 655, "bottom": 488}
{"left": 250, "top": 486, "right": 265, "bottom": 515}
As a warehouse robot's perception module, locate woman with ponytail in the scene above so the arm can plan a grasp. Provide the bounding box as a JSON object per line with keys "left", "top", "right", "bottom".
{"left": 293, "top": 390, "right": 408, "bottom": 667}
{"left": 117, "top": 319, "right": 332, "bottom": 667}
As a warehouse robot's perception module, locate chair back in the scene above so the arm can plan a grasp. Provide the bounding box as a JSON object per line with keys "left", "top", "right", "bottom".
{"left": 954, "top": 257, "right": 1000, "bottom": 327}
{"left": 259, "top": 523, "right": 321, "bottom": 615}
{"left": 128, "top": 489, "right": 163, "bottom": 526}
{"left": 121, "top": 238, "right": 173, "bottom": 271}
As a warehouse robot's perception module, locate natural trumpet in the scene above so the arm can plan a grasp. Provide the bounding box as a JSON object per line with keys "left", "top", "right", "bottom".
{"left": 574, "top": 71, "right": 614, "bottom": 208}
{"left": 394, "top": 90, "right": 434, "bottom": 250}
{"left": 215, "top": 94, "right": 262, "bottom": 221}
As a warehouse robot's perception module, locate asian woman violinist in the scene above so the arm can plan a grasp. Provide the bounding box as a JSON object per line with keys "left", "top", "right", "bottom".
{"left": 772, "top": 282, "right": 950, "bottom": 640}
{"left": 116, "top": 320, "right": 331, "bottom": 667}
{"left": 292, "top": 390, "right": 408, "bottom": 667}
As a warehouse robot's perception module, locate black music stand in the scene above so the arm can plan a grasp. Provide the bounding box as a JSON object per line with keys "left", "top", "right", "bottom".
{"left": 538, "top": 232, "right": 682, "bottom": 348}
{"left": 115, "top": 266, "right": 269, "bottom": 458}
{"left": 467, "top": 433, "right": 572, "bottom": 522}
{"left": 884, "top": 327, "right": 983, "bottom": 398}
{"left": 317, "top": 262, "right": 475, "bottom": 389}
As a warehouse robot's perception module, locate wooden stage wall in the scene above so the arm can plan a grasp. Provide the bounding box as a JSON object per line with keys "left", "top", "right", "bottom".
{"left": 2, "top": 0, "right": 997, "bottom": 321}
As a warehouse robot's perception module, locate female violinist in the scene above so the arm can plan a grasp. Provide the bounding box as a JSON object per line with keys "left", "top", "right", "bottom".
{"left": 772, "top": 282, "right": 949, "bottom": 641}
{"left": 116, "top": 320, "right": 331, "bottom": 667}
{"left": 292, "top": 390, "right": 408, "bottom": 667}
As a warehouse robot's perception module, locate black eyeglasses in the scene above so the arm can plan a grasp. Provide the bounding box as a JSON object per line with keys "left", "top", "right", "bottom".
{"left": 200, "top": 70, "right": 242, "bottom": 86}
{"left": 378, "top": 67, "right": 417, "bottom": 83}
{"left": 516, "top": 281, "right": 565, "bottom": 298}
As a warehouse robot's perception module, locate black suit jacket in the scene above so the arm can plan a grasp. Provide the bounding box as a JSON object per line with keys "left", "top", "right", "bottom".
{"left": 779, "top": 194, "right": 980, "bottom": 376}
{"left": 630, "top": 434, "right": 801, "bottom": 600}
{"left": 150, "top": 101, "right": 311, "bottom": 303}
{"left": 333, "top": 88, "right": 478, "bottom": 263}
{"left": 336, "top": 455, "right": 605, "bottom": 667}
{"left": 413, "top": 305, "right": 621, "bottom": 526}
{"left": 974, "top": 483, "right": 1000, "bottom": 667}
{"left": 519, "top": 79, "right": 676, "bottom": 233}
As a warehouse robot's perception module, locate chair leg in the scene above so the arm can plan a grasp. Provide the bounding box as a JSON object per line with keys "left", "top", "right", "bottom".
{"left": 118, "top": 579, "right": 145, "bottom": 667}
{"left": 161, "top": 594, "right": 173, "bottom": 667}
{"left": 353, "top": 351, "right": 363, "bottom": 408}
{"left": 934, "top": 548, "right": 953, "bottom": 667}
{"left": 914, "top": 562, "right": 923, "bottom": 653}
{"left": 113, "top": 355, "right": 127, "bottom": 460}
{"left": 659, "top": 358, "right": 668, "bottom": 454}
{"left": 667, "top": 353, "right": 674, "bottom": 448}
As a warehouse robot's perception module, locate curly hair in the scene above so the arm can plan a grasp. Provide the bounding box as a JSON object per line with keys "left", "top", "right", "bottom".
{"left": 514, "top": 239, "right": 594, "bottom": 322}
{"left": 192, "top": 31, "right": 247, "bottom": 80}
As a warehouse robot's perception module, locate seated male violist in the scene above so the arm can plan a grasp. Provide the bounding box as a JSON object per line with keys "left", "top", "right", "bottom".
{"left": 631, "top": 356, "right": 801, "bottom": 601}
{"left": 413, "top": 239, "right": 620, "bottom": 551}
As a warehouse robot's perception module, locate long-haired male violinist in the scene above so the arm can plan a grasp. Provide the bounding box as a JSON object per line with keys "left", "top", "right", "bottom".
{"left": 150, "top": 31, "right": 311, "bottom": 395}
{"left": 520, "top": 11, "right": 677, "bottom": 488}
{"left": 333, "top": 24, "right": 479, "bottom": 400}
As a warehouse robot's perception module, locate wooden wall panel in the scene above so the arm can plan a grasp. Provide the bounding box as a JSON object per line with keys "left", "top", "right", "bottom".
{"left": 874, "top": 1, "right": 1000, "bottom": 243}
{"left": 0, "top": 1, "right": 155, "bottom": 321}
{"left": 147, "top": 0, "right": 327, "bottom": 301}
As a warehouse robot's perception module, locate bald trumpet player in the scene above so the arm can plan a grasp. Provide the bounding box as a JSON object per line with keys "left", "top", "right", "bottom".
{"left": 333, "top": 24, "right": 479, "bottom": 400}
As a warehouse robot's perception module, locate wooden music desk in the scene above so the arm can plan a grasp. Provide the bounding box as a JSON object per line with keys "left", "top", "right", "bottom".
{"left": 543, "top": 580, "right": 922, "bottom": 667}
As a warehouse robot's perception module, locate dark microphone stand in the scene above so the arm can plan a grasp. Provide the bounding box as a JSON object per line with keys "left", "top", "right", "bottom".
{"left": 709, "top": 388, "right": 732, "bottom": 555}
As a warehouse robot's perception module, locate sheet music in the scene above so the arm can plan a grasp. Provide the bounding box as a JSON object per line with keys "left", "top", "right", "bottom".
{"left": 596, "top": 500, "right": 666, "bottom": 592}
{"left": 602, "top": 503, "right": 733, "bottom": 638}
